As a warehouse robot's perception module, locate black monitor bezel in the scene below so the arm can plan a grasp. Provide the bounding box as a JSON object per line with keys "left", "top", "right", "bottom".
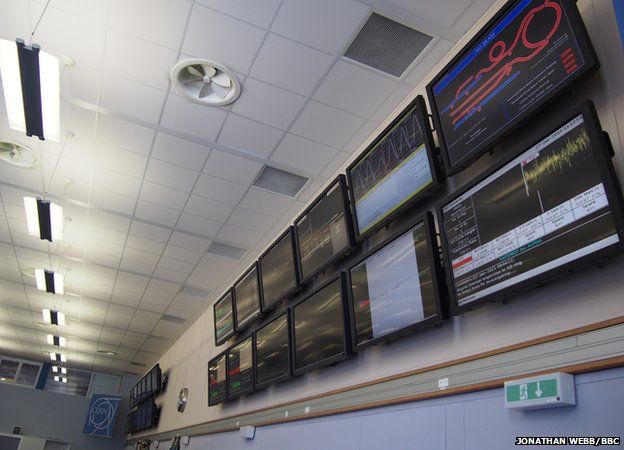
{"left": 207, "top": 350, "right": 228, "bottom": 406}
{"left": 436, "top": 99, "right": 624, "bottom": 315}
{"left": 253, "top": 312, "right": 292, "bottom": 390}
{"left": 346, "top": 211, "right": 448, "bottom": 351}
{"left": 233, "top": 263, "right": 263, "bottom": 332}
{"left": 213, "top": 288, "right": 236, "bottom": 346}
{"left": 346, "top": 95, "right": 444, "bottom": 242}
{"left": 290, "top": 272, "right": 352, "bottom": 376}
{"left": 294, "top": 175, "right": 355, "bottom": 285}
{"left": 226, "top": 334, "right": 255, "bottom": 400}
{"left": 426, "top": 0, "right": 600, "bottom": 175}
{"left": 258, "top": 226, "right": 301, "bottom": 313}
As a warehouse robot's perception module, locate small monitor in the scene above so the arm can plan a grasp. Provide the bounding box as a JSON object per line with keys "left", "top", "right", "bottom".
{"left": 233, "top": 264, "right": 262, "bottom": 331}
{"left": 259, "top": 227, "right": 299, "bottom": 311}
{"left": 227, "top": 336, "right": 254, "bottom": 399}
{"left": 348, "top": 213, "right": 445, "bottom": 349}
{"left": 291, "top": 273, "right": 350, "bottom": 375}
{"left": 347, "top": 96, "right": 441, "bottom": 239}
{"left": 438, "top": 100, "right": 624, "bottom": 313}
{"left": 427, "top": 0, "right": 600, "bottom": 173}
{"left": 208, "top": 352, "right": 227, "bottom": 406}
{"left": 295, "top": 176, "right": 354, "bottom": 283}
{"left": 213, "top": 289, "right": 235, "bottom": 346}
{"left": 254, "top": 313, "right": 291, "bottom": 389}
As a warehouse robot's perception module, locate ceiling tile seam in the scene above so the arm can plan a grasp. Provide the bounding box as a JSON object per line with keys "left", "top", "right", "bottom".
{"left": 450, "top": 0, "right": 481, "bottom": 28}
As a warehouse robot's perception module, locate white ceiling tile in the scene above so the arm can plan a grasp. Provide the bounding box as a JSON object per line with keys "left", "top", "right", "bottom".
{"left": 121, "top": 331, "right": 148, "bottom": 349}
{"left": 193, "top": 174, "right": 248, "bottom": 205}
{"left": 271, "top": 133, "right": 338, "bottom": 174}
{"left": 239, "top": 188, "right": 293, "bottom": 217}
{"left": 403, "top": 38, "right": 455, "bottom": 87}
{"left": 90, "top": 167, "right": 143, "bottom": 197}
{"left": 184, "top": 195, "right": 234, "bottom": 222}
{"left": 196, "top": 0, "right": 281, "bottom": 28}
{"left": 271, "top": 0, "right": 369, "bottom": 55}
{"left": 217, "top": 224, "right": 262, "bottom": 248}
{"left": 250, "top": 34, "right": 334, "bottom": 96}
{"left": 314, "top": 60, "right": 398, "bottom": 117}
{"left": 290, "top": 101, "right": 364, "bottom": 148}
{"left": 119, "top": 259, "right": 156, "bottom": 276}
{"left": 145, "top": 158, "right": 200, "bottom": 192}
{"left": 232, "top": 78, "right": 306, "bottom": 130}
{"left": 125, "top": 235, "right": 167, "bottom": 255}
{"left": 371, "top": 84, "right": 414, "bottom": 123}
{"left": 129, "top": 221, "right": 172, "bottom": 242}
{"left": 100, "top": 72, "right": 167, "bottom": 123}
{"left": 151, "top": 320, "right": 184, "bottom": 339}
{"left": 93, "top": 142, "right": 148, "bottom": 176}
{"left": 343, "top": 121, "right": 381, "bottom": 154}
{"left": 227, "top": 207, "right": 277, "bottom": 234}
{"left": 321, "top": 151, "right": 351, "bottom": 178}
{"left": 148, "top": 279, "right": 181, "bottom": 293}
{"left": 135, "top": 200, "right": 181, "bottom": 226}
{"left": 453, "top": 0, "right": 498, "bottom": 33}
{"left": 108, "top": 0, "right": 192, "bottom": 49}
{"left": 139, "top": 181, "right": 189, "bottom": 211}
{"left": 141, "top": 336, "right": 169, "bottom": 353}
{"left": 34, "top": 0, "right": 110, "bottom": 24}
{"left": 96, "top": 115, "right": 155, "bottom": 156}
{"left": 387, "top": 0, "right": 473, "bottom": 28}
{"left": 153, "top": 267, "right": 189, "bottom": 283}
{"left": 138, "top": 297, "right": 170, "bottom": 314}
{"left": 0, "top": 1, "right": 29, "bottom": 39}
{"left": 104, "top": 29, "right": 178, "bottom": 90}
{"left": 157, "top": 256, "right": 196, "bottom": 274}
{"left": 182, "top": 5, "right": 265, "bottom": 73}
{"left": 105, "top": 304, "right": 135, "bottom": 329}
{"left": 218, "top": 115, "right": 283, "bottom": 158}
{"left": 160, "top": 93, "right": 228, "bottom": 141}
{"left": 177, "top": 212, "right": 223, "bottom": 237}
{"left": 90, "top": 190, "right": 137, "bottom": 215}
{"left": 152, "top": 133, "right": 211, "bottom": 169}
{"left": 124, "top": 248, "right": 161, "bottom": 266}
{"left": 162, "top": 245, "right": 204, "bottom": 265}
{"left": 169, "top": 232, "right": 212, "bottom": 252}
{"left": 203, "top": 149, "right": 263, "bottom": 185}
{"left": 128, "top": 310, "right": 162, "bottom": 334}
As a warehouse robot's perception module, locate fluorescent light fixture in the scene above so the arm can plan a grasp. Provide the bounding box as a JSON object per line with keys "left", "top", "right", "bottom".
{"left": 49, "top": 352, "right": 66, "bottom": 362}
{"left": 53, "top": 375, "right": 67, "bottom": 383}
{"left": 47, "top": 334, "right": 66, "bottom": 347}
{"left": 51, "top": 365, "right": 66, "bottom": 374}
{"left": 0, "top": 38, "right": 60, "bottom": 141}
{"left": 34, "top": 269, "right": 64, "bottom": 294}
{"left": 42, "top": 309, "right": 65, "bottom": 326}
{"left": 24, "top": 197, "right": 63, "bottom": 242}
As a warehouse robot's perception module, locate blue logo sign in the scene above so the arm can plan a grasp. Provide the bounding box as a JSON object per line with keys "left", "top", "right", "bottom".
{"left": 83, "top": 394, "right": 122, "bottom": 438}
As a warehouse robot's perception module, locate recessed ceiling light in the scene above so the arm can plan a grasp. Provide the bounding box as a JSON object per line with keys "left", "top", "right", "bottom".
{"left": 24, "top": 197, "right": 63, "bottom": 242}
{"left": 170, "top": 59, "right": 241, "bottom": 106}
{"left": 97, "top": 350, "right": 116, "bottom": 356}
{"left": 35, "top": 269, "right": 64, "bottom": 294}
{"left": 42, "top": 309, "right": 65, "bottom": 326}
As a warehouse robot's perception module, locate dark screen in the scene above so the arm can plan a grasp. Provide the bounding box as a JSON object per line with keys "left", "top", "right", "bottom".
{"left": 349, "top": 105, "right": 434, "bottom": 235}
{"left": 431, "top": 0, "right": 593, "bottom": 169}
{"left": 293, "top": 278, "right": 346, "bottom": 371}
{"left": 214, "top": 291, "right": 234, "bottom": 344}
{"left": 228, "top": 337, "right": 253, "bottom": 397}
{"left": 255, "top": 314, "right": 290, "bottom": 386}
{"left": 260, "top": 231, "right": 297, "bottom": 309}
{"left": 208, "top": 354, "right": 227, "bottom": 405}
{"left": 296, "top": 181, "right": 350, "bottom": 280}
{"left": 350, "top": 221, "right": 437, "bottom": 347}
{"left": 234, "top": 267, "right": 261, "bottom": 329}
{"left": 442, "top": 114, "right": 619, "bottom": 307}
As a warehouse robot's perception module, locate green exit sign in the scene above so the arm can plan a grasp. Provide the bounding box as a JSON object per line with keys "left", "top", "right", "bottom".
{"left": 505, "top": 372, "right": 575, "bottom": 410}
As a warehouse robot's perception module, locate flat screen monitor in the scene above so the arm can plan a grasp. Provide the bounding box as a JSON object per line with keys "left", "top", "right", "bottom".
{"left": 259, "top": 227, "right": 299, "bottom": 311}
{"left": 438, "top": 100, "right": 624, "bottom": 313}
{"left": 348, "top": 212, "right": 445, "bottom": 349}
{"left": 295, "top": 176, "right": 354, "bottom": 283}
{"left": 427, "top": 0, "right": 599, "bottom": 174}
{"left": 254, "top": 313, "right": 291, "bottom": 389}
{"left": 291, "top": 273, "right": 350, "bottom": 375}
{"left": 227, "top": 336, "right": 254, "bottom": 399}
{"left": 347, "top": 96, "right": 441, "bottom": 239}
{"left": 234, "top": 265, "right": 262, "bottom": 330}
{"left": 213, "top": 290, "right": 235, "bottom": 346}
{"left": 208, "top": 352, "right": 227, "bottom": 406}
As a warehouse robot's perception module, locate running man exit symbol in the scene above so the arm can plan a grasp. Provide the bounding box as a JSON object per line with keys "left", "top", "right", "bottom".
{"left": 519, "top": 383, "right": 528, "bottom": 400}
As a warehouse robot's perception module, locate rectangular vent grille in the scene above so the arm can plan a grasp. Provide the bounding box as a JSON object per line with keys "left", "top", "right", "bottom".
{"left": 181, "top": 286, "right": 210, "bottom": 298}
{"left": 344, "top": 13, "right": 433, "bottom": 77}
{"left": 208, "top": 242, "right": 247, "bottom": 260}
{"left": 253, "top": 166, "right": 308, "bottom": 198}
{"left": 161, "top": 314, "right": 186, "bottom": 324}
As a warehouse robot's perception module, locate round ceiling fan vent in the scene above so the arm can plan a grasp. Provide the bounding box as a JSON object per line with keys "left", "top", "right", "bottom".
{"left": 170, "top": 59, "right": 242, "bottom": 106}
{"left": 0, "top": 141, "right": 37, "bottom": 168}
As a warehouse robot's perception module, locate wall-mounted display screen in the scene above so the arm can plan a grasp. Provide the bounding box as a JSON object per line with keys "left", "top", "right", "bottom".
{"left": 213, "top": 290, "right": 235, "bottom": 346}
{"left": 291, "top": 274, "right": 350, "bottom": 375}
{"left": 259, "top": 228, "right": 299, "bottom": 311}
{"left": 427, "top": 0, "right": 599, "bottom": 173}
{"left": 295, "top": 176, "right": 353, "bottom": 283}
{"left": 349, "top": 213, "right": 443, "bottom": 348}
{"left": 347, "top": 96, "right": 440, "bottom": 239}
{"left": 227, "top": 336, "right": 254, "bottom": 399}
{"left": 234, "top": 265, "right": 262, "bottom": 330}
{"left": 439, "top": 101, "right": 624, "bottom": 312}
{"left": 254, "top": 313, "right": 291, "bottom": 389}
{"left": 208, "top": 352, "right": 227, "bottom": 406}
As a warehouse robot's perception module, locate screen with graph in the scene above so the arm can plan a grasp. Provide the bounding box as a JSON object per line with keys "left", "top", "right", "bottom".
{"left": 227, "top": 336, "right": 254, "bottom": 399}
{"left": 254, "top": 313, "right": 291, "bottom": 388}
{"left": 214, "top": 290, "right": 234, "bottom": 346}
{"left": 441, "top": 112, "right": 620, "bottom": 308}
{"left": 208, "top": 353, "right": 227, "bottom": 406}
{"left": 234, "top": 265, "right": 261, "bottom": 330}
{"left": 347, "top": 97, "right": 436, "bottom": 238}
{"left": 428, "top": 0, "right": 598, "bottom": 172}
{"left": 259, "top": 228, "right": 298, "bottom": 311}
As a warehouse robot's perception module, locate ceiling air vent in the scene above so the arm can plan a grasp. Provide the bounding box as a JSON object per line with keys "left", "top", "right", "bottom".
{"left": 253, "top": 166, "right": 308, "bottom": 198}
{"left": 0, "top": 141, "right": 37, "bottom": 168}
{"left": 344, "top": 13, "right": 433, "bottom": 77}
{"left": 170, "top": 59, "right": 241, "bottom": 106}
{"left": 161, "top": 314, "right": 186, "bottom": 324}
{"left": 208, "top": 242, "right": 246, "bottom": 260}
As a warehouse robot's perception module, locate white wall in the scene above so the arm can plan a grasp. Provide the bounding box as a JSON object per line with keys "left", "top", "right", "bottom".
{"left": 143, "top": 0, "right": 624, "bottom": 436}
